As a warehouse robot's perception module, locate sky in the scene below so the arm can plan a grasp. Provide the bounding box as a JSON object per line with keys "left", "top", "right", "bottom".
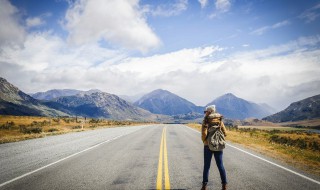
{"left": 0, "top": 0, "right": 320, "bottom": 111}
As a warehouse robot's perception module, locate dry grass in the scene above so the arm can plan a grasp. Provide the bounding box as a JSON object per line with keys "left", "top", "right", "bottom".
{"left": 238, "top": 125, "right": 306, "bottom": 131}
{"left": 0, "top": 115, "right": 154, "bottom": 144}
{"left": 279, "top": 118, "right": 320, "bottom": 128}
{"left": 186, "top": 123, "right": 320, "bottom": 177}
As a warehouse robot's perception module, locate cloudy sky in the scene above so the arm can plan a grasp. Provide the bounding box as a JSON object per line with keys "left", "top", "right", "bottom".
{"left": 0, "top": 0, "right": 320, "bottom": 111}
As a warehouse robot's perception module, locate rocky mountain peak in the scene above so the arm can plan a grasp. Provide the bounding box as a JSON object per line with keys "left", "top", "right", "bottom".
{"left": 134, "top": 89, "right": 203, "bottom": 115}
{"left": 0, "top": 77, "right": 19, "bottom": 94}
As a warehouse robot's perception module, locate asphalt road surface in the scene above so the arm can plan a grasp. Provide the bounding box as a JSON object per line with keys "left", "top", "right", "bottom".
{"left": 0, "top": 124, "right": 319, "bottom": 190}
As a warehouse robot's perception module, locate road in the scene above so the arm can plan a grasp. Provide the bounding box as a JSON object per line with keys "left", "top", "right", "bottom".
{"left": 0, "top": 124, "right": 319, "bottom": 190}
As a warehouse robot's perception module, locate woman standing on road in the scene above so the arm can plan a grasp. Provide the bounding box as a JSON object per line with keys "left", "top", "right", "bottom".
{"left": 201, "top": 105, "right": 228, "bottom": 190}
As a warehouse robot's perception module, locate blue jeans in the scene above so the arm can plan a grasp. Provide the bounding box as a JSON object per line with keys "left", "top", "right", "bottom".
{"left": 203, "top": 145, "right": 227, "bottom": 184}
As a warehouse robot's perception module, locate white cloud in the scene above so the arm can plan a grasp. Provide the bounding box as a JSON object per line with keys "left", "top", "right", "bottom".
{"left": 113, "top": 46, "right": 223, "bottom": 77}
{"left": 64, "top": 0, "right": 161, "bottom": 53}
{"left": 198, "top": 0, "right": 208, "bottom": 8}
{"left": 272, "top": 20, "right": 290, "bottom": 28}
{"left": 26, "top": 12, "right": 52, "bottom": 28}
{"left": 209, "top": 0, "right": 231, "bottom": 18}
{"left": 1, "top": 31, "right": 319, "bottom": 111}
{"left": 144, "top": 0, "right": 188, "bottom": 17}
{"left": 215, "top": 0, "right": 231, "bottom": 13}
{"left": 299, "top": 3, "right": 320, "bottom": 23}
{"left": 251, "top": 20, "right": 290, "bottom": 35}
{"left": 26, "top": 17, "right": 46, "bottom": 27}
{"left": 0, "top": 0, "right": 25, "bottom": 46}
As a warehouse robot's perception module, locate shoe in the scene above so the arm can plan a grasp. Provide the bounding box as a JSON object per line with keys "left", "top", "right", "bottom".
{"left": 222, "top": 183, "right": 227, "bottom": 190}
{"left": 201, "top": 182, "right": 207, "bottom": 190}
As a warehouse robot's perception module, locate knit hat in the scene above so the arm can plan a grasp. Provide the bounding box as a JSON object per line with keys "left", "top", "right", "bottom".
{"left": 205, "top": 105, "right": 216, "bottom": 113}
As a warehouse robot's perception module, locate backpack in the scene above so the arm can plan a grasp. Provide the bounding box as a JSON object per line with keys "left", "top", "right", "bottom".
{"left": 206, "top": 114, "right": 226, "bottom": 151}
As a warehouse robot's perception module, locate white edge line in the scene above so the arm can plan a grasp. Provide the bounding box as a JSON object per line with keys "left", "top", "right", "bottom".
{"left": 0, "top": 127, "right": 146, "bottom": 188}
{"left": 182, "top": 125, "right": 320, "bottom": 185}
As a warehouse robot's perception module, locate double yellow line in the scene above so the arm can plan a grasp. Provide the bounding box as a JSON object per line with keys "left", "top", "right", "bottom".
{"left": 156, "top": 127, "right": 170, "bottom": 190}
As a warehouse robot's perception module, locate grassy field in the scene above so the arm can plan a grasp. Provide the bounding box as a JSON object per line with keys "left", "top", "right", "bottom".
{"left": 0, "top": 115, "right": 154, "bottom": 144}
{"left": 279, "top": 118, "right": 320, "bottom": 128}
{"left": 238, "top": 125, "right": 307, "bottom": 131}
{"left": 186, "top": 123, "right": 320, "bottom": 177}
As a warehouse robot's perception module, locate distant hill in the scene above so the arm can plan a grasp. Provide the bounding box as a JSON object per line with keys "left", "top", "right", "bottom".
{"left": 0, "top": 77, "right": 68, "bottom": 116}
{"left": 31, "top": 89, "right": 101, "bottom": 100}
{"left": 46, "top": 92, "right": 158, "bottom": 121}
{"left": 134, "top": 89, "right": 203, "bottom": 115}
{"left": 207, "top": 93, "right": 273, "bottom": 120}
{"left": 263, "top": 94, "right": 320, "bottom": 122}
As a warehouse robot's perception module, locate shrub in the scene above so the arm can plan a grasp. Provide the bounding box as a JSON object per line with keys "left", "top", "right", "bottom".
{"left": 0, "top": 121, "right": 15, "bottom": 130}
{"left": 296, "top": 138, "right": 307, "bottom": 149}
{"left": 310, "top": 141, "right": 320, "bottom": 151}
{"left": 269, "top": 135, "right": 311, "bottom": 150}
{"left": 19, "top": 125, "right": 42, "bottom": 134}
{"left": 89, "top": 118, "right": 101, "bottom": 123}
{"left": 62, "top": 118, "right": 70, "bottom": 123}
{"left": 48, "top": 128, "right": 59, "bottom": 132}
{"left": 72, "top": 125, "right": 82, "bottom": 129}
{"left": 269, "top": 129, "right": 281, "bottom": 135}
{"left": 52, "top": 118, "right": 60, "bottom": 123}
{"left": 30, "top": 120, "right": 49, "bottom": 127}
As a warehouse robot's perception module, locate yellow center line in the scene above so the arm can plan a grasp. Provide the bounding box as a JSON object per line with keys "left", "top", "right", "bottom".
{"left": 164, "top": 127, "right": 170, "bottom": 189}
{"left": 156, "top": 127, "right": 170, "bottom": 190}
{"left": 156, "top": 128, "right": 164, "bottom": 189}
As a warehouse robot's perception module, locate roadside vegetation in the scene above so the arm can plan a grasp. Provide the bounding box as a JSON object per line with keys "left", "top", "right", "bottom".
{"left": 186, "top": 123, "right": 320, "bottom": 176}
{"left": 0, "top": 115, "right": 155, "bottom": 144}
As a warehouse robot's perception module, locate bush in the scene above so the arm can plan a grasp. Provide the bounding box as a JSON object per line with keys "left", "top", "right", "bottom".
{"left": 52, "top": 118, "right": 60, "bottom": 123}
{"left": 269, "top": 135, "right": 316, "bottom": 150}
{"left": 89, "top": 118, "right": 102, "bottom": 123}
{"left": 48, "top": 128, "right": 59, "bottom": 132}
{"left": 62, "top": 118, "right": 70, "bottom": 123}
{"left": 72, "top": 125, "right": 82, "bottom": 129}
{"left": 30, "top": 120, "right": 50, "bottom": 127}
{"left": 0, "top": 121, "right": 15, "bottom": 130}
{"left": 269, "top": 129, "right": 281, "bottom": 135}
{"left": 310, "top": 141, "right": 320, "bottom": 151}
{"left": 19, "top": 125, "right": 42, "bottom": 134}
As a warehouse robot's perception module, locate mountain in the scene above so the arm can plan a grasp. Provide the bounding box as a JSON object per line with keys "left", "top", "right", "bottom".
{"left": 207, "top": 93, "right": 273, "bottom": 120}
{"left": 31, "top": 89, "right": 101, "bottom": 100}
{"left": 134, "top": 89, "right": 203, "bottom": 115}
{"left": 45, "top": 92, "right": 157, "bottom": 121}
{"left": 263, "top": 94, "right": 320, "bottom": 122}
{"left": 0, "top": 77, "right": 68, "bottom": 116}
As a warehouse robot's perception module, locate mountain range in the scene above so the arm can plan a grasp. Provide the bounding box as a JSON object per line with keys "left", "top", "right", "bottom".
{"left": 133, "top": 90, "right": 274, "bottom": 120}
{"left": 263, "top": 94, "right": 320, "bottom": 122}
{"left": 1, "top": 76, "right": 318, "bottom": 122}
{"left": 44, "top": 92, "right": 157, "bottom": 121}
{"left": 0, "top": 77, "right": 161, "bottom": 121}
